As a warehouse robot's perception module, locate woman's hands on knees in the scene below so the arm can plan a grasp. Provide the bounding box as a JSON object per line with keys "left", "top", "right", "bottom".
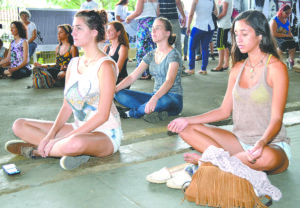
{"left": 144, "top": 97, "right": 158, "bottom": 114}
{"left": 247, "top": 139, "right": 266, "bottom": 164}
{"left": 167, "top": 117, "right": 189, "bottom": 133}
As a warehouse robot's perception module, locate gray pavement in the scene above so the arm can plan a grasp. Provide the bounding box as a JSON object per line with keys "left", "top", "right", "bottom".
{"left": 0, "top": 57, "right": 300, "bottom": 207}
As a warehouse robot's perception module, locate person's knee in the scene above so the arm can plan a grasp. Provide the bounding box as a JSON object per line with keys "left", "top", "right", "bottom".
{"left": 62, "top": 135, "right": 86, "bottom": 155}
{"left": 12, "top": 118, "right": 26, "bottom": 136}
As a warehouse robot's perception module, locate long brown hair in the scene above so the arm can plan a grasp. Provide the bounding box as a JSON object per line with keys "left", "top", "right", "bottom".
{"left": 108, "top": 21, "right": 129, "bottom": 48}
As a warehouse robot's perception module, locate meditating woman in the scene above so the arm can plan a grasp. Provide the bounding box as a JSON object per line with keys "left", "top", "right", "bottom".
{"left": 0, "top": 21, "right": 31, "bottom": 79}
{"left": 115, "top": 17, "right": 183, "bottom": 123}
{"left": 104, "top": 21, "right": 129, "bottom": 85}
{"left": 168, "top": 10, "right": 291, "bottom": 174}
{"left": 34, "top": 24, "right": 79, "bottom": 84}
{"left": 5, "top": 10, "right": 123, "bottom": 170}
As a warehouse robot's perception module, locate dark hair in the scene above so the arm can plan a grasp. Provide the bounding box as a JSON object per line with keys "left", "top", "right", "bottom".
{"left": 58, "top": 24, "right": 74, "bottom": 45}
{"left": 19, "top": 10, "right": 31, "bottom": 19}
{"left": 155, "top": 17, "right": 176, "bottom": 46}
{"left": 108, "top": 21, "right": 129, "bottom": 48}
{"left": 230, "top": 10, "right": 279, "bottom": 66}
{"left": 75, "top": 10, "right": 106, "bottom": 42}
{"left": 0, "top": 39, "right": 3, "bottom": 47}
{"left": 11, "top": 21, "right": 27, "bottom": 39}
{"left": 277, "top": 3, "right": 291, "bottom": 17}
{"left": 116, "top": 0, "right": 128, "bottom": 6}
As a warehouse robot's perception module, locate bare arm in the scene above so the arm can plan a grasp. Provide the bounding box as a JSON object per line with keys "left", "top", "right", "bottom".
{"left": 144, "top": 61, "right": 179, "bottom": 114}
{"left": 0, "top": 44, "right": 11, "bottom": 66}
{"left": 116, "top": 60, "right": 148, "bottom": 92}
{"left": 117, "top": 45, "right": 128, "bottom": 74}
{"left": 270, "top": 19, "right": 290, "bottom": 38}
{"left": 116, "top": 15, "right": 124, "bottom": 22}
{"left": 217, "top": 1, "right": 228, "bottom": 20}
{"left": 28, "top": 29, "right": 37, "bottom": 43}
{"left": 186, "top": 0, "right": 197, "bottom": 36}
{"left": 126, "top": 0, "right": 144, "bottom": 23}
{"left": 175, "top": 0, "right": 186, "bottom": 27}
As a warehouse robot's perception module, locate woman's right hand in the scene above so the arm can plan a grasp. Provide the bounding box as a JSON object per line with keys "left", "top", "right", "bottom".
{"left": 38, "top": 136, "right": 52, "bottom": 157}
{"left": 167, "top": 117, "right": 189, "bottom": 133}
{"left": 186, "top": 28, "right": 191, "bottom": 36}
{"left": 34, "top": 62, "right": 42, "bottom": 67}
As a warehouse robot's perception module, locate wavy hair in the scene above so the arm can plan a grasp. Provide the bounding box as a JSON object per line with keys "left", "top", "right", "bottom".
{"left": 58, "top": 24, "right": 74, "bottom": 45}
{"left": 75, "top": 10, "right": 106, "bottom": 42}
{"left": 108, "top": 21, "right": 129, "bottom": 48}
{"left": 11, "top": 21, "right": 27, "bottom": 39}
{"left": 230, "top": 10, "right": 279, "bottom": 67}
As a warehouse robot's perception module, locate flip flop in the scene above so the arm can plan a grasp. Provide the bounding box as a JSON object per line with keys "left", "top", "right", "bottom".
{"left": 210, "top": 68, "right": 224, "bottom": 72}
{"left": 166, "top": 170, "right": 192, "bottom": 189}
{"left": 146, "top": 167, "right": 172, "bottom": 183}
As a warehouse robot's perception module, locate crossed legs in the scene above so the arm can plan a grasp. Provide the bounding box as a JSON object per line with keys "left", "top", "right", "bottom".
{"left": 179, "top": 123, "right": 289, "bottom": 174}
{"left": 12, "top": 118, "right": 114, "bottom": 158}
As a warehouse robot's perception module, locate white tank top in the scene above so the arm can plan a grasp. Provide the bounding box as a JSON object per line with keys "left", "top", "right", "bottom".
{"left": 137, "top": 0, "right": 158, "bottom": 19}
{"left": 64, "top": 56, "right": 121, "bottom": 131}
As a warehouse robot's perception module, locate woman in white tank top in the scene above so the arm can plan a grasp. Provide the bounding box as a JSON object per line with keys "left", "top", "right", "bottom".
{"left": 6, "top": 10, "right": 123, "bottom": 170}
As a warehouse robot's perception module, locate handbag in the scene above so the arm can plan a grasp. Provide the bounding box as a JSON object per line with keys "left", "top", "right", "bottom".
{"left": 184, "top": 162, "right": 273, "bottom": 208}
{"left": 32, "top": 67, "right": 55, "bottom": 89}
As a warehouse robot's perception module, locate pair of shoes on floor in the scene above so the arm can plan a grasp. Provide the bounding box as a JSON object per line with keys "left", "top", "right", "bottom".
{"left": 116, "top": 106, "right": 130, "bottom": 119}
{"left": 143, "top": 111, "right": 168, "bottom": 123}
{"left": 5, "top": 140, "right": 38, "bottom": 158}
{"left": 60, "top": 155, "right": 90, "bottom": 170}
{"left": 146, "top": 167, "right": 192, "bottom": 189}
{"left": 198, "top": 70, "right": 207, "bottom": 75}
{"left": 184, "top": 69, "right": 195, "bottom": 75}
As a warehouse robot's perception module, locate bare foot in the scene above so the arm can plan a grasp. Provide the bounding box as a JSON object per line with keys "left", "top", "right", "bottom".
{"left": 183, "top": 153, "right": 201, "bottom": 165}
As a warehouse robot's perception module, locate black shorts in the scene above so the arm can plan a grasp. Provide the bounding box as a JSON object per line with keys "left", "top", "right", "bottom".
{"left": 216, "top": 28, "right": 230, "bottom": 49}
{"left": 275, "top": 37, "right": 296, "bottom": 51}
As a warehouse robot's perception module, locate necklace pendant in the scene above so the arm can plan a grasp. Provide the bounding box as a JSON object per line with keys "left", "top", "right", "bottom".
{"left": 250, "top": 68, "right": 253, "bottom": 73}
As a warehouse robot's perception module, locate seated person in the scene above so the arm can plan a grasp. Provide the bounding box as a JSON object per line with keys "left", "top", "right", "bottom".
{"left": 34, "top": 24, "right": 78, "bottom": 84}
{"left": 270, "top": 3, "right": 296, "bottom": 69}
{"left": 0, "top": 38, "right": 8, "bottom": 64}
{"left": 115, "top": 17, "right": 183, "bottom": 123}
{"left": 104, "top": 21, "right": 129, "bottom": 85}
{"left": 0, "top": 21, "right": 31, "bottom": 79}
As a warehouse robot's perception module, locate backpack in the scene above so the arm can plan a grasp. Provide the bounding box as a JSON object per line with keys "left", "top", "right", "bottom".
{"left": 32, "top": 67, "right": 55, "bottom": 89}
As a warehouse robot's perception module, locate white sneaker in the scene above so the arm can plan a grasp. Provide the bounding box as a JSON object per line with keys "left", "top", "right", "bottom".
{"left": 166, "top": 170, "right": 192, "bottom": 189}
{"left": 60, "top": 155, "right": 90, "bottom": 170}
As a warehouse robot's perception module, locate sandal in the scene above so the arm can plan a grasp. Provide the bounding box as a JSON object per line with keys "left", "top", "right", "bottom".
{"left": 198, "top": 70, "right": 207, "bottom": 75}
{"left": 166, "top": 170, "right": 192, "bottom": 189}
{"left": 5, "top": 140, "right": 37, "bottom": 158}
{"left": 146, "top": 167, "right": 172, "bottom": 183}
{"left": 139, "top": 75, "right": 152, "bottom": 80}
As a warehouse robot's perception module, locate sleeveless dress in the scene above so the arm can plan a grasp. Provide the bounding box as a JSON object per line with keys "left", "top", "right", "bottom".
{"left": 232, "top": 55, "right": 290, "bottom": 146}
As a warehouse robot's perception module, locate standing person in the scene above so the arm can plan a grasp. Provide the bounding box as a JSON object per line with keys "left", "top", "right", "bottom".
{"left": 115, "top": 17, "right": 183, "bottom": 123}
{"left": 179, "top": 1, "right": 189, "bottom": 62}
{"left": 168, "top": 10, "right": 290, "bottom": 174}
{"left": 126, "top": 0, "right": 159, "bottom": 80}
{"left": 115, "top": 0, "right": 129, "bottom": 23}
{"left": 104, "top": 21, "right": 129, "bottom": 85}
{"left": 5, "top": 10, "right": 123, "bottom": 170}
{"left": 185, "top": 0, "right": 217, "bottom": 75}
{"left": 33, "top": 24, "right": 79, "bottom": 84}
{"left": 19, "top": 10, "right": 37, "bottom": 60}
{"left": 211, "top": 0, "right": 233, "bottom": 72}
{"left": 270, "top": 3, "right": 296, "bottom": 70}
{"left": 0, "top": 21, "right": 31, "bottom": 79}
{"left": 80, "top": 0, "right": 99, "bottom": 10}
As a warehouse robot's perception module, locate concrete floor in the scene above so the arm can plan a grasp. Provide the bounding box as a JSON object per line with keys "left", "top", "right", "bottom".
{"left": 0, "top": 58, "right": 300, "bottom": 207}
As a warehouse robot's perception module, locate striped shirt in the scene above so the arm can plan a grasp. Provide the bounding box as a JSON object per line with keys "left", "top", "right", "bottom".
{"left": 158, "top": 0, "right": 178, "bottom": 20}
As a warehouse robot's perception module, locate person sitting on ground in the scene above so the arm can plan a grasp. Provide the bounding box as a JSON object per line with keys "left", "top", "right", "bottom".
{"left": 0, "top": 21, "right": 31, "bottom": 79}
{"left": 270, "top": 3, "right": 296, "bottom": 70}
{"left": 0, "top": 38, "right": 9, "bottom": 65}
{"left": 168, "top": 10, "right": 291, "bottom": 175}
{"left": 33, "top": 24, "right": 79, "bottom": 85}
{"left": 5, "top": 10, "right": 123, "bottom": 170}
{"left": 115, "top": 17, "right": 183, "bottom": 123}
{"left": 19, "top": 10, "right": 37, "bottom": 60}
{"left": 104, "top": 21, "right": 129, "bottom": 85}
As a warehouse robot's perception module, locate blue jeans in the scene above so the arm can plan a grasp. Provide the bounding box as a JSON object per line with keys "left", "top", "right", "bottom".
{"left": 114, "top": 89, "right": 183, "bottom": 118}
{"left": 181, "top": 27, "right": 189, "bottom": 56}
{"left": 188, "top": 26, "right": 214, "bottom": 71}
{"left": 29, "top": 42, "right": 37, "bottom": 59}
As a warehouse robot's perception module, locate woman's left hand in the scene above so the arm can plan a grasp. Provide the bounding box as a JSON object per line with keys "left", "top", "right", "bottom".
{"left": 43, "top": 138, "right": 59, "bottom": 157}
{"left": 144, "top": 97, "right": 157, "bottom": 114}
{"left": 247, "top": 139, "right": 266, "bottom": 164}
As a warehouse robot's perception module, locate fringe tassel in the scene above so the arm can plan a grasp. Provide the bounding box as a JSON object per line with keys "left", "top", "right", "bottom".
{"left": 184, "top": 162, "right": 269, "bottom": 208}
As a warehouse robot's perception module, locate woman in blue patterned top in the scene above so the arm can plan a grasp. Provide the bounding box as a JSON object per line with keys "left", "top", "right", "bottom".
{"left": 115, "top": 17, "right": 183, "bottom": 123}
